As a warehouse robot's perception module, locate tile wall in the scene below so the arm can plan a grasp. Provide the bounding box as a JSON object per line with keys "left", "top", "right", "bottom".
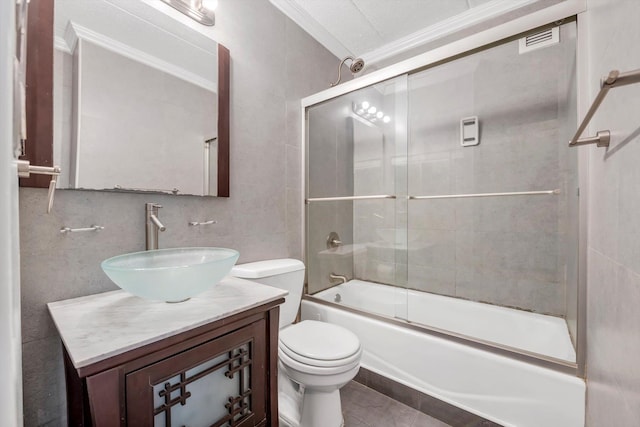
{"left": 584, "top": 0, "right": 640, "bottom": 424}
{"left": 306, "top": 104, "right": 355, "bottom": 293}
{"left": 352, "top": 24, "right": 578, "bottom": 317}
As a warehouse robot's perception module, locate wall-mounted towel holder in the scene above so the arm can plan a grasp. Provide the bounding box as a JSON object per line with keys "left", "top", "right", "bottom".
{"left": 16, "top": 160, "right": 60, "bottom": 213}
{"left": 570, "top": 68, "right": 640, "bottom": 148}
{"left": 60, "top": 225, "right": 104, "bottom": 234}
{"left": 188, "top": 220, "right": 217, "bottom": 226}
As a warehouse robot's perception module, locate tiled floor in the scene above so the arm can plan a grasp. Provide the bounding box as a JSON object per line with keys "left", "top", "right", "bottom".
{"left": 341, "top": 381, "right": 451, "bottom": 427}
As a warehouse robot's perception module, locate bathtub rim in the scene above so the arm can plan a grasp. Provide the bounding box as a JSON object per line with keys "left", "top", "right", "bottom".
{"left": 301, "top": 294, "right": 579, "bottom": 376}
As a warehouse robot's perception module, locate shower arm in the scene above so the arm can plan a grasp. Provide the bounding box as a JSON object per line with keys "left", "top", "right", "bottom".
{"left": 330, "top": 56, "right": 365, "bottom": 87}
{"left": 330, "top": 56, "right": 354, "bottom": 87}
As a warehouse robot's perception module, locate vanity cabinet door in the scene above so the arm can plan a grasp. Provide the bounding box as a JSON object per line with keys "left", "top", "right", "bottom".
{"left": 126, "top": 320, "right": 267, "bottom": 427}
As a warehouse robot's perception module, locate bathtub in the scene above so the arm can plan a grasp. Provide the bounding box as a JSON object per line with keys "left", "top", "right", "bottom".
{"left": 301, "top": 280, "right": 585, "bottom": 427}
{"left": 313, "top": 280, "right": 576, "bottom": 362}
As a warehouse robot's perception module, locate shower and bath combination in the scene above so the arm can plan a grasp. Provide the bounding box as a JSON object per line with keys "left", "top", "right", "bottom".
{"left": 330, "top": 55, "right": 365, "bottom": 87}
{"left": 304, "top": 21, "right": 585, "bottom": 427}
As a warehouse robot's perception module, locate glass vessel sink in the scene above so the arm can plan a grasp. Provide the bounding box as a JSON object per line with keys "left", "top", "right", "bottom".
{"left": 101, "top": 247, "right": 240, "bottom": 302}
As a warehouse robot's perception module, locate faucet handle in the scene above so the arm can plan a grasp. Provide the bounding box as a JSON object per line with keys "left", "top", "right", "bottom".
{"left": 326, "top": 231, "right": 343, "bottom": 249}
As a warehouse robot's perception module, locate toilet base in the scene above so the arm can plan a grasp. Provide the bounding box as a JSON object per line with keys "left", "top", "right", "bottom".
{"left": 300, "top": 388, "right": 344, "bottom": 427}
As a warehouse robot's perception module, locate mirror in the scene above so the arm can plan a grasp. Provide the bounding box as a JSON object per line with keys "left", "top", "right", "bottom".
{"left": 52, "top": 0, "right": 229, "bottom": 196}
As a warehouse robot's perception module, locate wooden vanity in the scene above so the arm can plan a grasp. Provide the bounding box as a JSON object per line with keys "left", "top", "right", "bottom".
{"left": 48, "top": 278, "right": 286, "bottom": 427}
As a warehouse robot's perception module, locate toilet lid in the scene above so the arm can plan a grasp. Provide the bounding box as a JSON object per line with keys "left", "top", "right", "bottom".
{"left": 279, "top": 320, "right": 360, "bottom": 361}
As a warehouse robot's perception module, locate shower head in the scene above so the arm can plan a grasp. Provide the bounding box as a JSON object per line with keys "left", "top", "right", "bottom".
{"left": 330, "top": 56, "right": 365, "bottom": 87}
{"left": 349, "top": 57, "right": 365, "bottom": 73}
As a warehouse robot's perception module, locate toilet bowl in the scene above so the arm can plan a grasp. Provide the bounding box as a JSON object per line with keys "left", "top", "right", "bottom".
{"left": 279, "top": 320, "right": 362, "bottom": 427}
{"left": 231, "top": 259, "right": 361, "bottom": 427}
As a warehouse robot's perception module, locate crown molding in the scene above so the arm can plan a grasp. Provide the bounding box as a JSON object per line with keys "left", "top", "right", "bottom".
{"left": 271, "top": 0, "right": 544, "bottom": 66}
{"left": 56, "top": 22, "right": 216, "bottom": 92}
{"left": 269, "top": 0, "right": 353, "bottom": 59}
{"left": 361, "top": 0, "right": 540, "bottom": 65}
{"left": 63, "top": 21, "right": 79, "bottom": 53}
{"left": 54, "top": 36, "right": 72, "bottom": 54}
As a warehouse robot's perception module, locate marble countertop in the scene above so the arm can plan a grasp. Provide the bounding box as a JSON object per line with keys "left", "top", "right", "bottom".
{"left": 48, "top": 277, "right": 287, "bottom": 369}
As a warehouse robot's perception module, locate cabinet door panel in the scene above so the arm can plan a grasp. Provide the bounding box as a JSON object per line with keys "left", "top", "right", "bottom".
{"left": 126, "top": 320, "right": 267, "bottom": 427}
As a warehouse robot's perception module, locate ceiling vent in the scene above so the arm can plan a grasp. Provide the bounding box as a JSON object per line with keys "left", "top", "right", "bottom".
{"left": 519, "top": 27, "right": 559, "bottom": 54}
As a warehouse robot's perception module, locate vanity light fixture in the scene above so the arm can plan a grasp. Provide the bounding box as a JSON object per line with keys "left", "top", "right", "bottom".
{"left": 160, "top": 0, "right": 217, "bottom": 26}
{"left": 352, "top": 102, "right": 391, "bottom": 126}
{"left": 201, "top": 0, "right": 218, "bottom": 10}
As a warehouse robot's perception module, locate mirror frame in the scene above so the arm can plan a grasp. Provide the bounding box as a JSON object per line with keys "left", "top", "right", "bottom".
{"left": 21, "top": 0, "right": 230, "bottom": 197}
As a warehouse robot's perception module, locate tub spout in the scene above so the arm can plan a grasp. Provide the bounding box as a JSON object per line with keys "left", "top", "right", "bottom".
{"left": 329, "top": 273, "right": 348, "bottom": 284}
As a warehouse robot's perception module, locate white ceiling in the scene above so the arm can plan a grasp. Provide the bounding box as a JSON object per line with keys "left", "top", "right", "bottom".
{"left": 293, "top": 0, "right": 491, "bottom": 53}
{"left": 269, "top": 0, "right": 562, "bottom": 64}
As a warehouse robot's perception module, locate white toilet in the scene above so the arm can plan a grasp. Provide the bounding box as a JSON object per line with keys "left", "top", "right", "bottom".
{"left": 231, "top": 259, "right": 362, "bottom": 427}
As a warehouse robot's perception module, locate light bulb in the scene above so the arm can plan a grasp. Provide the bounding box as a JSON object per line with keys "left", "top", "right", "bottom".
{"left": 361, "top": 101, "right": 370, "bottom": 110}
{"left": 357, "top": 109, "right": 365, "bottom": 115}
{"left": 201, "top": 0, "right": 218, "bottom": 11}
{"left": 383, "top": 116, "right": 391, "bottom": 123}
{"left": 367, "top": 106, "right": 377, "bottom": 114}
{"left": 376, "top": 111, "right": 384, "bottom": 119}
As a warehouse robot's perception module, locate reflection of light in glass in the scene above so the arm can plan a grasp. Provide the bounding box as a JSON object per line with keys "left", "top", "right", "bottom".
{"left": 352, "top": 102, "right": 391, "bottom": 127}
{"left": 201, "top": 0, "right": 218, "bottom": 10}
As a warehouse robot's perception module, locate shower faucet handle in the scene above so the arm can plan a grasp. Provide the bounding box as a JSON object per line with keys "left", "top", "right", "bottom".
{"left": 326, "top": 231, "right": 343, "bottom": 249}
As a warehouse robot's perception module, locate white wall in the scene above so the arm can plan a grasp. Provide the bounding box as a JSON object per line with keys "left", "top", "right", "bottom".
{"left": 583, "top": 0, "right": 640, "bottom": 424}
{"left": 0, "top": 0, "right": 24, "bottom": 426}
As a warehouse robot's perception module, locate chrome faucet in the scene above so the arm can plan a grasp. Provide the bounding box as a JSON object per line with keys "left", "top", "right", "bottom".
{"left": 145, "top": 203, "right": 166, "bottom": 250}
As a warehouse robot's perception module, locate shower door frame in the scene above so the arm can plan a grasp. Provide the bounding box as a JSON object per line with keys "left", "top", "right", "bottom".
{"left": 301, "top": 0, "right": 588, "bottom": 377}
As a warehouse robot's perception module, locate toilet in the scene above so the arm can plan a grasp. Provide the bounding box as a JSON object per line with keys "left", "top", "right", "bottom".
{"left": 231, "top": 259, "right": 362, "bottom": 427}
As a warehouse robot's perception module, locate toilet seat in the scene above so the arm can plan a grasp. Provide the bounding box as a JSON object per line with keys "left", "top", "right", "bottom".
{"left": 279, "top": 347, "right": 361, "bottom": 377}
{"left": 279, "top": 341, "right": 362, "bottom": 369}
{"left": 279, "top": 320, "right": 362, "bottom": 371}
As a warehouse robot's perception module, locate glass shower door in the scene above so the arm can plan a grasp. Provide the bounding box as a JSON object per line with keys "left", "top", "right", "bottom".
{"left": 305, "top": 75, "right": 409, "bottom": 321}
{"left": 405, "top": 22, "right": 578, "bottom": 362}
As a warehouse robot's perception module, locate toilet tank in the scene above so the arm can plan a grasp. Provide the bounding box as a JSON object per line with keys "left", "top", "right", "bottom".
{"left": 231, "top": 259, "right": 305, "bottom": 328}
